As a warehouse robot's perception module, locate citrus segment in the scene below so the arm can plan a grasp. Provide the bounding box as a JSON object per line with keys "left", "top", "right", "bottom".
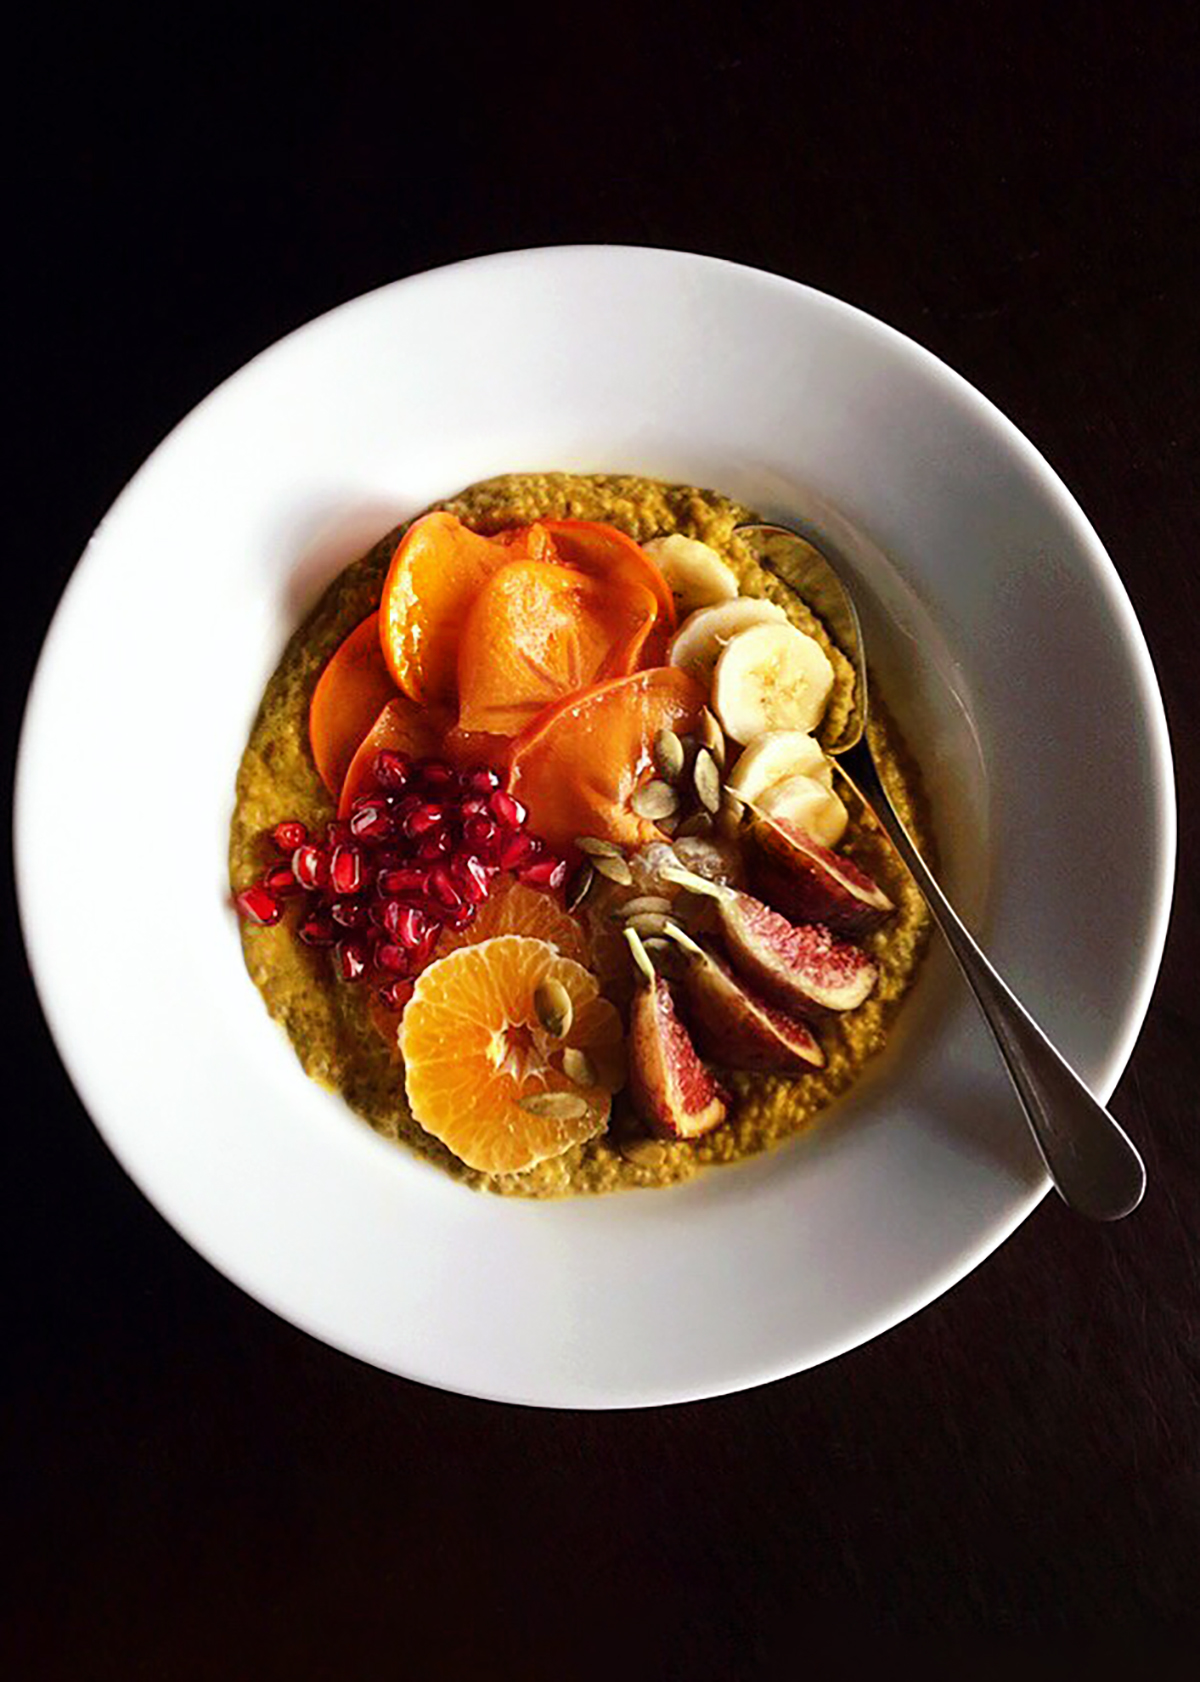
{"left": 434, "top": 878, "right": 589, "bottom": 964}
{"left": 380, "top": 512, "right": 513, "bottom": 706}
{"left": 401, "top": 937, "right": 621, "bottom": 1174}
{"left": 309, "top": 613, "right": 399, "bottom": 798}
{"left": 457, "top": 559, "right": 658, "bottom": 735}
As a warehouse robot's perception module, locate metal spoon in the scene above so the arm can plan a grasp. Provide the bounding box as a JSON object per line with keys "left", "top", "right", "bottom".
{"left": 737, "top": 521, "right": 1146, "bottom": 1220}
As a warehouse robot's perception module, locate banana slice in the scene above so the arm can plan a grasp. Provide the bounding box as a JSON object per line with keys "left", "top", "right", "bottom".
{"left": 642, "top": 535, "right": 739, "bottom": 617}
{"left": 669, "top": 597, "right": 788, "bottom": 686}
{"left": 712, "top": 623, "right": 835, "bottom": 743}
{"left": 758, "top": 774, "right": 848, "bottom": 848}
{"left": 727, "top": 731, "right": 834, "bottom": 804}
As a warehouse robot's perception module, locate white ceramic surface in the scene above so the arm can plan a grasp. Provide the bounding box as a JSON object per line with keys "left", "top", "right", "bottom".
{"left": 15, "top": 248, "right": 1175, "bottom": 1408}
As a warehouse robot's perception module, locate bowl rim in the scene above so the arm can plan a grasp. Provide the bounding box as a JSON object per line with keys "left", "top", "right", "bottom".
{"left": 14, "top": 246, "right": 1177, "bottom": 1405}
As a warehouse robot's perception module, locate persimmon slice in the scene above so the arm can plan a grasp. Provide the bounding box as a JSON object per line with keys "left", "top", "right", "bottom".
{"left": 308, "top": 613, "right": 399, "bottom": 798}
{"left": 508, "top": 666, "right": 709, "bottom": 852}
{"left": 337, "top": 695, "right": 451, "bottom": 817}
{"left": 537, "top": 520, "right": 677, "bottom": 665}
{"left": 457, "top": 559, "right": 658, "bottom": 735}
{"left": 380, "top": 512, "right": 512, "bottom": 706}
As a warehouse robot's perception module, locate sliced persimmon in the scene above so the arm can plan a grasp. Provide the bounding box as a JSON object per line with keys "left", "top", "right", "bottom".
{"left": 457, "top": 559, "right": 658, "bottom": 736}
{"left": 537, "top": 520, "right": 677, "bottom": 666}
{"left": 308, "top": 612, "right": 399, "bottom": 798}
{"left": 380, "top": 512, "right": 513, "bottom": 706}
{"left": 337, "top": 695, "right": 451, "bottom": 817}
{"left": 494, "top": 521, "right": 557, "bottom": 563}
{"left": 508, "top": 666, "right": 709, "bottom": 852}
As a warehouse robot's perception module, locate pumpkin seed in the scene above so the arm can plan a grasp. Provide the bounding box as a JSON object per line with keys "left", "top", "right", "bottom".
{"left": 699, "top": 709, "right": 726, "bottom": 768}
{"left": 621, "top": 1138, "right": 668, "bottom": 1168}
{"left": 575, "top": 836, "right": 626, "bottom": 859}
{"left": 628, "top": 910, "right": 673, "bottom": 938}
{"left": 614, "top": 896, "right": 674, "bottom": 921}
{"left": 562, "top": 1047, "right": 596, "bottom": 1088}
{"left": 534, "top": 978, "right": 573, "bottom": 1039}
{"left": 519, "top": 1091, "right": 589, "bottom": 1121}
{"left": 566, "top": 861, "right": 595, "bottom": 912}
{"left": 652, "top": 727, "right": 686, "bottom": 782}
{"left": 623, "top": 925, "right": 658, "bottom": 984}
{"left": 630, "top": 779, "right": 679, "bottom": 821}
{"left": 675, "top": 810, "right": 713, "bottom": 839}
{"left": 593, "top": 854, "right": 634, "bottom": 887}
{"left": 693, "top": 748, "right": 721, "bottom": 814}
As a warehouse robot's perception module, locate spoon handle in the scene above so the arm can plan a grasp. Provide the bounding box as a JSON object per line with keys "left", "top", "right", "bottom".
{"left": 837, "top": 738, "right": 1146, "bottom": 1220}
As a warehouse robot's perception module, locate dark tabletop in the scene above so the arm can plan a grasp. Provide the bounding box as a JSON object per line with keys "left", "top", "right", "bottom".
{"left": 6, "top": 5, "right": 1199, "bottom": 1665}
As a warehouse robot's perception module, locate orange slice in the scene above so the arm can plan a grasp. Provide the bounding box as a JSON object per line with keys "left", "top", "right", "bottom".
{"left": 309, "top": 612, "right": 399, "bottom": 798}
{"left": 380, "top": 512, "right": 513, "bottom": 706}
{"left": 434, "top": 878, "right": 590, "bottom": 964}
{"left": 337, "top": 695, "right": 451, "bottom": 817}
{"left": 457, "top": 559, "right": 658, "bottom": 735}
{"left": 401, "top": 936, "right": 623, "bottom": 1174}
{"left": 508, "top": 666, "right": 709, "bottom": 852}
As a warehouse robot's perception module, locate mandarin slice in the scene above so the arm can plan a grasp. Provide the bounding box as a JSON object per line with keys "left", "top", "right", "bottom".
{"left": 507, "top": 666, "right": 709, "bottom": 852}
{"left": 457, "top": 559, "right": 658, "bottom": 735}
{"left": 380, "top": 512, "right": 513, "bottom": 706}
{"left": 434, "top": 878, "right": 590, "bottom": 965}
{"left": 309, "top": 612, "right": 399, "bottom": 798}
{"left": 401, "top": 936, "right": 622, "bottom": 1174}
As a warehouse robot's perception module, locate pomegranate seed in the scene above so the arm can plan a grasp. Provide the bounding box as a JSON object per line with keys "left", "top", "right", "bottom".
{"left": 403, "top": 801, "right": 445, "bottom": 839}
{"left": 326, "top": 820, "right": 353, "bottom": 848}
{"left": 459, "top": 795, "right": 489, "bottom": 818}
{"left": 454, "top": 855, "right": 491, "bottom": 904}
{"left": 465, "top": 767, "right": 501, "bottom": 794}
{"left": 411, "top": 924, "right": 442, "bottom": 967}
{"left": 394, "top": 904, "right": 431, "bottom": 948}
{"left": 438, "top": 901, "right": 476, "bottom": 930}
{"left": 263, "top": 862, "right": 305, "bottom": 897}
{"left": 417, "top": 760, "right": 457, "bottom": 791}
{"left": 377, "top": 979, "right": 415, "bottom": 1012}
{"left": 349, "top": 802, "right": 394, "bottom": 842}
{"left": 373, "top": 750, "right": 411, "bottom": 790}
{"left": 378, "top": 899, "right": 406, "bottom": 937}
{"left": 428, "top": 864, "right": 464, "bottom": 910}
{"left": 496, "top": 830, "right": 538, "bottom": 871}
{"left": 331, "top": 844, "right": 364, "bottom": 895}
{"left": 378, "top": 865, "right": 429, "bottom": 897}
{"left": 489, "top": 789, "right": 526, "bottom": 828}
{"left": 463, "top": 814, "right": 498, "bottom": 850}
{"left": 416, "top": 831, "right": 452, "bottom": 860}
{"left": 297, "top": 909, "right": 336, "bottom": 946}
{"left": 330, "top": 897, "right": 366, "bottom": 929}
{"left": 518, "top": 856, "right": 569, "bottom": 890}
{"left": 375, "top": 942, "right": 411, "bottom": 975}
{"left": 336, "top": 939, "right": 368, "bottom": 982}
{"left": 292, "top": 844, "right": 331, "bottom": 890}
{"left": 236, "top": 884, "right": 282, "bottom": 925}
{"left": 272, "top": 819, "right": 308, "bottom": 852}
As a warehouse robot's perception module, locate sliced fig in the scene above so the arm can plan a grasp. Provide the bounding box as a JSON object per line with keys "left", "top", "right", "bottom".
{"left": 749, "top": 817, "right": 894, "bottom": 938}
{"left": 665, "top": 926, "right": 824, "bottom": 1073}
{"left": 625, "top": 929, "right": 727, "bottom": 1139}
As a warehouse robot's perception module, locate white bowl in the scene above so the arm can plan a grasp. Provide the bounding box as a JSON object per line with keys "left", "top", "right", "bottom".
{"left": 15, "top": 248, "right": 1175, "bottom": 1407}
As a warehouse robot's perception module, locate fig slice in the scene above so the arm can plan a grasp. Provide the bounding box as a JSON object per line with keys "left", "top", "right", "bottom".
{"left": 624, "top": 929, "right": 728, "bottom": 1139}
{"left": 660, "top": 867, "right": 878, "bottom": 1019}
{"left": 749, "top": 814, "right": 894, "bottom": 938}
{"left": 663, "top": 926, "right": 824, "bottom": 1073}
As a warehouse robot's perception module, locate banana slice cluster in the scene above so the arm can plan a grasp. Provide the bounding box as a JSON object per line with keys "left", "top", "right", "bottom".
{"left": 645, "top": 532, "right": 846, "bottom": 850}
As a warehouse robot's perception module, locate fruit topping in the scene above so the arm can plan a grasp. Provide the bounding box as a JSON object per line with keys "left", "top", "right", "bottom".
{"left": 755, "top": 775, "right": 848, "bottom": 848}
{"left": 641, "top": 534, "right": 739, "bottom": 616}
{"left": 663, "top": 926, "right": 824, "bottom": 1072}
{"left": 337, "top": 696, "right": 450, "bottom": 817}
{"left": 667, "top": 596, "right": 788, "bottom": 686}
{"left": 308, "top": 612, "right": 399, "bottom": 798}
{"left": 624, "top": 928, "right": 727, "bottom": 1139}
{"left": 711, "top": 622, "right": 835, "bottom": 742}
{"left": 535, "top": 520, "right": 677, "bottom": 663}
{"left": 749, "top": 817, "right": 894, "bottom": 938}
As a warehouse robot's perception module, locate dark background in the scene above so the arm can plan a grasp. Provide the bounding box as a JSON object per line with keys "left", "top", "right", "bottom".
{"left": 6, "top": 2, "right": 1198, "bottom": 1666}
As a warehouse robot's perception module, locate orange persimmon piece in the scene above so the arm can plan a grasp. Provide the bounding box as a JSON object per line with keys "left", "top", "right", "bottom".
{"left": 380, "top": 512, "right": 513, "bottom": 706}
{"left": 457, "top": 559, "right": 658, "bottom": 736}
{"left": 508, "top": 666, "right": 709, "bottom": 852}
{"left": 536, "top": 520, "right": 677, "bottom": 666}
{"left": 338, "top": 695, "right": 451, "bottom": 817}
{"left": 308, "top": 612, "right": 399, "bottom": 798}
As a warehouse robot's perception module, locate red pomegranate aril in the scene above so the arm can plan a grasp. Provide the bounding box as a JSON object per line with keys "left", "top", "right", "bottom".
{"left": 439, "top": 901, "right": 476, "bottom": 931}
{"left": 454, "top": 855, "right": 491, "bottom": 904}
{"left": 378, "top": 865, "right": 428, "bottom": 897}
{"left": 236, "top": 883, "right": 283, "bottom": 925}
{"left": 375, "top": 942, "right": 411, "bottom": 975}
{"left": 373, "top": 750, "right": 411, "bottom": 790}
{"left": 330, "top": 897, "right": 367, "bottom": 929}
{"left": 263, "top": 862, "right": 305, "bottom": 898}
{"left": 416, "top": 831, "right": 452, "bottom": 861}
{"left": 489, "top": 789, "right": 527, "bottom": 828}
{"left": 378, "top": 979, "right": 415, "bottom": 1012}
{"left": 330, "top": 844, "right": 364, "bottom": 895}
{"left": 459, "top": 795, "right": 489, "bottom": 819}
{"left": 349, "top": 802, "right": 394, "bottom": 842}
{"left": 292, "top": 844, "right": 331, "bottom": 891}
{"left": 298, "top": 909, "right": 337, "bottom": 947}
{"left": 403, "top": 801, "right": 445, "bottom": 839}
{"left": 518, "top": 855, "right": 569, "bottom": 890}
{"left": 326, "top": 819, "right": 353, "bottom": 849}
{"left": 393, "top": 904, "right": 430, "bottom": 948}
{"left": 417, "top": 760, "right": 457, "bottom": 791}
{"left": 428, "top": 864, "right": 465, "bottom": 910}
{"left": 462, "top": 814, "right": 498, "bottom": 850}
{"left": 336, "top": 938, "right": 369, "bottom": 982}
{"left": 495, "top": 830, "right": 538, "bottom": 871}
{"left": 465, "top": 766, "right": 501, "bottom": 794}
{"left": 272, "top": 819, "right": 308, "bottom": 853}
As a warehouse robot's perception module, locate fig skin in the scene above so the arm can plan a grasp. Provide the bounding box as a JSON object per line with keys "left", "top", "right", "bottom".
{"left": 629, "top": 974, "right": 728, "bottom": 1140}
{"left": 750, "top": 816, "right": 894, "bottom": 939}
{"left": 673, "top": 937, "right": 825, "bottom": 1073}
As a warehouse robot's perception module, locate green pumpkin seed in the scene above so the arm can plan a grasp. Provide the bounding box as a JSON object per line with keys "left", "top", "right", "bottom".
{"left": 699, "top": 709, "right": 726, "bottom": 768}
{"left": 576, "top": 836, "right": 625, "bottom": 859}
{"left": 534, "top": 978, "right": 573, "bottom": 1038}
{"left": 593, "top": 854, "right": 634, "bottom": 887}
{"left": 614, "top": 896, "right": 674, "bottom": 921}
{"left": 519, "top": 1091, "right": 589, "bottom": 1121}
{"left": 562, "top": 1048, "right": 597, "bottom": 1088}
{"left": 675, "top": 810, "right": 713, "bottom": 838}
{"left": 630, "top": 779, "right": 680, "bottom": 821}
{"left": 693, "top": 748, "right": 721, "bottom": 814}
{"left": 621, "top": 1138, "right": 668, "bottom": 1168}
{"left": 652, "top": 728, "right": 686, "bottom": 782}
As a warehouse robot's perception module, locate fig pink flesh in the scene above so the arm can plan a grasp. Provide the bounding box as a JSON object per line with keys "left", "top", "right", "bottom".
{"left": 630, "top": 978, "right": 727, "bottom": 1139}
{"left": 751, "top": 818, "right": 893, "bottom": 938}
{"left": 680, "top": 948, "right": 824, "bottom": 1072}
{"left": 719, "top": 892, "right": 878, "bottom": 1016}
